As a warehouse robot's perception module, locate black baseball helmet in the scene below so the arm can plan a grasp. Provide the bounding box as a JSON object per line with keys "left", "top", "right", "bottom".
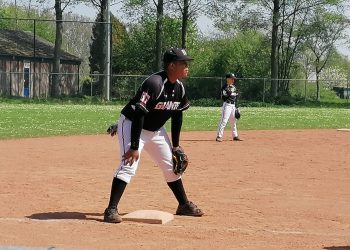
{"left": 163, "top": 48, "right": 193, "bottom": 64}
{"left": 226, "top": 73, "right": 236, "bottom": 79}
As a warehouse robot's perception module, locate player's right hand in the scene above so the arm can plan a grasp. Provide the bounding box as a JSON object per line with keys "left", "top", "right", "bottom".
{"left": 122, "top": 149, "right": 139, "bottom": 166}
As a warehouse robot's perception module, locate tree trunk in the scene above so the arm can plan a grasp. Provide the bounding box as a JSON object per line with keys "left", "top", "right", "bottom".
{"left": 316, "top": 71, "right": 321, "bottom": 101}
{"left": 52, "top": 0, "right": 63, "bottom": 97}
{"left": 270, "top": 0, "right": 280, "bottom": 98}
{"left": 181, "top": 0, "right": 189, "bottom": 49}
{"left": 155, "top": 0, "right": 163, "bottom": 71}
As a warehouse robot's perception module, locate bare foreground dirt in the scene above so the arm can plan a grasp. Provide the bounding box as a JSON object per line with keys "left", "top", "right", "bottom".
{"left": 0, "top": 130, "right": 350, "bottom": 250}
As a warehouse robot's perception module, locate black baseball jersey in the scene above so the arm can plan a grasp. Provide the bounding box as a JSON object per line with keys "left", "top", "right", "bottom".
{"left": 121, "top": 71, "right": 190, "bottom": 132}
{"left": 121, "top": 71, "right": 190, "bottom": 150}
{"left": 221, "top": 84, "right": 237, "bottom": 103}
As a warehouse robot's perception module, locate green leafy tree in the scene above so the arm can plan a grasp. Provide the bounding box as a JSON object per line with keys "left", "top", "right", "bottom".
{"left": 189, "top": 30, "right": 270, "bottom": 101}
{"left": 304, "top": 8, "right": 348, "bottom": 101}
{"left": 210, "top": 0, "right": 348, "bottom": 100}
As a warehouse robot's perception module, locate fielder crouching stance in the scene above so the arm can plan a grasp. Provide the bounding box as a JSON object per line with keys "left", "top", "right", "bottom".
{"left": 104, "top": 48, "right": 204, "bottom": 223}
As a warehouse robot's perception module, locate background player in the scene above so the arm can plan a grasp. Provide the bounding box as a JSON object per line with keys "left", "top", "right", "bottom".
{"left": 216, "top": 73, "right": 243, "bottom": 142}
{"left": 103, "top": 48, "right": 204, "bottom": 223}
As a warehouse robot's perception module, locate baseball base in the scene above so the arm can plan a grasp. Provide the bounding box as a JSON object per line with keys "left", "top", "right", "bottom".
{"left": 122, "top": 210, "right": 174, "bottom": 224}
{"left": 337, "top": 128, "right": 350, "bottom": 132}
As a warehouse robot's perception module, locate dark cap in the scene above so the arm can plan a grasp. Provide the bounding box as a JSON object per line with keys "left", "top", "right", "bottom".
{"left": 226, "top": 73, "right": 236, "bottom": 79}
{"left": 163, "top": 48, "right": 193, "bottom": 63}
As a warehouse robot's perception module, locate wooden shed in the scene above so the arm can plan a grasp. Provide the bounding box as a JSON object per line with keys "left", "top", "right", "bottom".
{"left": 0, "top": 29, "right": 82, "bottom": 98}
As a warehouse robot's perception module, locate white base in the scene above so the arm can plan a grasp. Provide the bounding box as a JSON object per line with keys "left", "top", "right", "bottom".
{"left": 122, "top": 210, "right": 174, "bottom": 224}
{"left": 337, "top": 128, "right": 350, "bottom": 132}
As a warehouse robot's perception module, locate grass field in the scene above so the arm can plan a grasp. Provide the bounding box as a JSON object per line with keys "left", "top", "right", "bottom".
{"left": 0, "top": 103, "right": 349, "bottom": 139}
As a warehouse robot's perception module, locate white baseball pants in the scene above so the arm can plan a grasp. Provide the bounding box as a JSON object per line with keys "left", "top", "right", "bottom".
{"left": 216, "top": 102, "right": 238, "bottom": 139}
{"left": 114, "top": 115, "right": 181, "bottom": 184}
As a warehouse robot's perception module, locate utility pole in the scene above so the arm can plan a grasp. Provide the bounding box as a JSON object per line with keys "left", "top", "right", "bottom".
{"left": 105, "top": 0, "right": 111, "bottom": 101}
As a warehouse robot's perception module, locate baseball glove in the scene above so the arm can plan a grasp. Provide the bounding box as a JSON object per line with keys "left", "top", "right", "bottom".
{"left": 235, "top": 108, "right": 241, "bottom": 119}
{"left": 172, "top": 146, "right": 189, "bottom": 175}
{"left": 107, "top": 123, "right": 118, "bottom": 136}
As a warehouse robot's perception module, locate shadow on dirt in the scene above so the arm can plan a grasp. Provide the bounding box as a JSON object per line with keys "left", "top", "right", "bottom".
{"left": 26, "top": 212, "right": 103, "bottom": 222}
{"left": 323, "top": 247, "right": 350, "bottom": 250}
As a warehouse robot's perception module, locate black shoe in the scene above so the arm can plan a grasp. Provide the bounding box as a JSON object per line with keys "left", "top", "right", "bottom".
{"left": 216, "top": 137, "right": 223, "bottom": 142}
{"left": 233, "top": 137, "right": 243, "bottom": 141}
{"left": 104, "top": 208, "right": 122, "bottom": 223}
{"left": 176, "top": 201, "right": 204, "bottom": 217}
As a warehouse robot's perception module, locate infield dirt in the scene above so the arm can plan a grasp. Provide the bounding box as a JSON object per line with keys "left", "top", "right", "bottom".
{"left": 0, "top": 130, "right": 349, "bottom": 250}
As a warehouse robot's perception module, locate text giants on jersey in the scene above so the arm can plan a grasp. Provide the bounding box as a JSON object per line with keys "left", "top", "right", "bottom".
{"left": 154, "top": 101, "right": 181, "bottom": 110}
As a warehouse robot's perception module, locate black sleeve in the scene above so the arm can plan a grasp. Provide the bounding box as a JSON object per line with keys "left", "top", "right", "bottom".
{"left": 177, "top": 82, "right": 190, "bottom": 111}
{"left": 130, "top": 106, "right": 145, "bottom": 150}
{"left": 171, "top": 111, "right": 183, "bottom": 147}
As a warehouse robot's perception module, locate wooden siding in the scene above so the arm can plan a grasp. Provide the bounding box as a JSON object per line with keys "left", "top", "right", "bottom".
{"left": 0, "top": 59, "right": 79, "bottom": 97}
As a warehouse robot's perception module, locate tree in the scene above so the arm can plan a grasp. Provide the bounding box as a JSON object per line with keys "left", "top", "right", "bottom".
{"left": 304, "top": 8, "right": 348, "bottom": 101}
{"left": 218, "top": 0, "right": 348, "bottom": 99}
{"left": 173, "top": 0, "right": 207, "bottom": 49}
{"left": 89, "top": 12, "right": 105, "bottom": 96}
{"left": 155, "top": 0, "right": 164, "bottom": 70}
{"left": 87, "top": 0, "right": 110, "bottom": 98}
{"left": 34, "top": 0, "right": 78, "bottom": 97}
{"left": 51, "top": 0, "right": 64, "bottom": 97}
{"left": 121, "top": 0, "right": 203, "bottom": 70}
{"left": 122, "top": 0, "right": 168, "bottom": 71}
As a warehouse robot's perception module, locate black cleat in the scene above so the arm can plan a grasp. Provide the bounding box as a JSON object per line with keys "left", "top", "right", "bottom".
{"left": 233, "top": 137, "right": 243, "bottom": 141}
{"left": 104, "top": 208, "right": 122, "bottom": 223}
{"left": 176, "top": 201, "right": 204, "bottom": 217}
{"left": 216, "top": 137, "right": 223, "bottom": 142}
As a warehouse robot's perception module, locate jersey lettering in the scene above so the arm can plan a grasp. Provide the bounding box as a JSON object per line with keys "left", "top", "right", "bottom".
{"left": 154, "top": 101, "right": 180, "bottom": 110}
{"left": 140, "top": 91, "right": 151, "bottom": 105}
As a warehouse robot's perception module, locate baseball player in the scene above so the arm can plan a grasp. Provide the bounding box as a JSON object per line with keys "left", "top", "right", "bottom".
{"left": 216, "top": 73, "right": 243, "bottom": 142}
{"left": 103, "top": 48, "right": 204, "bottom": 223}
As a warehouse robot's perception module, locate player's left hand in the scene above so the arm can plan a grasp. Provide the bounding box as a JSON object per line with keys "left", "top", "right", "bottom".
{"left": 122, "top": 149, "right": 139, "bottom": 166}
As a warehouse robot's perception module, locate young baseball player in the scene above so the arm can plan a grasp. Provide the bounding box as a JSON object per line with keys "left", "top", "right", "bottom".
{"left": 216, "top": 73, "right": 243, "bottom": 142}
{"left": 103, "top": 48, "right": 204, "bottom": 223}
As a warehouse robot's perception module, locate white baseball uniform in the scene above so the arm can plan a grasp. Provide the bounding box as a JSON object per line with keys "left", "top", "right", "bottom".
{"left": 216, "top": 84, "right": 239, "bottom": 139}
{"left": 114, "top": 70, "right": 190, "bottom": 183}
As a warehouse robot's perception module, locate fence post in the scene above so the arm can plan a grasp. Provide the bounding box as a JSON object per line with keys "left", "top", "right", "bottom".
{"left": 263, "top": 78, "right": 266, "bottom": 103}
{"left": 304, "top": 79, "right": 307, "bottom": 102}
{"left": 135, "top": 78, "right": 137, "bottom": 95}
{"left": 347, "top": 78, "right": 349, "bottom": 103}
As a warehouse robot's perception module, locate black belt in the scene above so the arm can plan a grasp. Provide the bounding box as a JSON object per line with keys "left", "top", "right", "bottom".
{"left": 225, "top": 101, "right": 235, "bottom": 104}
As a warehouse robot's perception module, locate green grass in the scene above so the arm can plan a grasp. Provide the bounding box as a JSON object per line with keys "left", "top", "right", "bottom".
{"left": 0, "top": 104, "right": 122, "bottom": 139}
{"left": 184, "top": 106, "right": 350, "bottom": 130}
{"left": 0, "top": 103, "right": 349, "bottom": 139}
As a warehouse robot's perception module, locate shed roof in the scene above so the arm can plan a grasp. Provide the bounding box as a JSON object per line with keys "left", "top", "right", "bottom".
{"left": 0, "top": 29, "right": 81, "bottom": 64}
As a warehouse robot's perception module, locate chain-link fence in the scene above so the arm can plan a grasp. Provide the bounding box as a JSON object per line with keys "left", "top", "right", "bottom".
{"left": 103, "top": 74, "right": 350, "bottom": 103}
{"left": 2, "top": 70, "right": 350, "bottom": 103}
